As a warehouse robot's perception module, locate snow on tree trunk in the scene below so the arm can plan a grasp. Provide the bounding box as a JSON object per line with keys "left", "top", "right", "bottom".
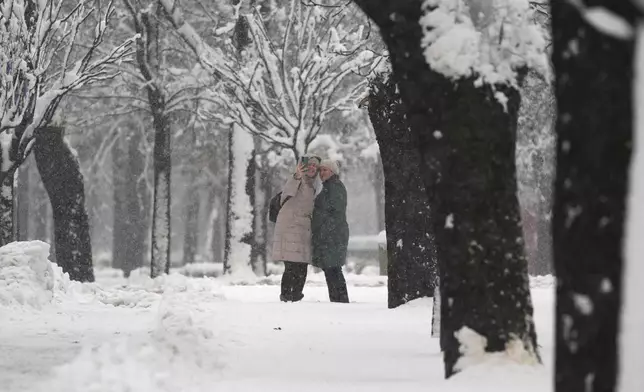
{"left": 223, "top": 125, "right": 255, "bottom": 276}
{"left": 150, "top": 112, "right": 172, "bottom": 278}
{"left": 366, "top": 74, "right": 436, "bottom": 309}
{"left": 354, "top": 0, "right": 542, "bottom": 378}
{"left": 550, "top": 2, "right": 640, "bottom": 391}
{"left": 204, "top": 193, "right": 224, "bottom": 264}
{"left": 621, "top": 19, "right": 644, "bottom": 392}
{"left": 431, "top": 275, "right": 441, "bottom": 339}
{"left": 113, "top": 126, "right": 149, "bottom": 277}
{"left": 33, "top": 126, "right": 94, "bottom": 282}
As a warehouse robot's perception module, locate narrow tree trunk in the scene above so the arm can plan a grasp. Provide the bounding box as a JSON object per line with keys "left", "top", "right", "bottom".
{"left": 112, "top": 131, "right": 127, "bottom": 272}
{"left": 150, "top": 108, "right": 172, "bottom": 278}
{"left": 223, "top": 125, "right": 254, "bottom": 275}
{"left": 16, "top": 164, "right": 29, "bottom": 241}
{"left": 550, "top": 3, "right": 639, "bottom": 391}
{"left": 113, "top": 126, "right": 149, "bottom": 276}
{"left": 373, "top": 156, "right": 386, "bottom": 232}
{"left": 431, "top": 276, "right": 441, "bottom": 338}
{"left": 252, "top": 152, "right": 268, "bottom": 276}
{"left": 0, "top": 132, "right": 18, "bottom": 246}
{"left": 183, "top": 165, "right": 200, "bottom": 265}
{"left": 354, "top": 0, "right": 539, "bottom": 377}
{"left": 33, "top": 126, "right": 94, "bottom": 282}
{"left": 223, "top": 8, "right": 256, "bottom": 276}
{"left": 366, "top": 74, "right": 436, "bottom": 309}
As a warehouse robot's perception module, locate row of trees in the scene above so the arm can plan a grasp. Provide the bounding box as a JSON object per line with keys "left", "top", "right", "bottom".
{"left": 2, "top": 0, "right": 590, "bottom": 387}
{"left": 354, "top": 0, "right": 640, "bottom": 391}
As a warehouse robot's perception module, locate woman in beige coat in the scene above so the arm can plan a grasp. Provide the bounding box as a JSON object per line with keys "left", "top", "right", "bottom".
{"left": 274, "top": 155, "right": 321, "bottom": 302}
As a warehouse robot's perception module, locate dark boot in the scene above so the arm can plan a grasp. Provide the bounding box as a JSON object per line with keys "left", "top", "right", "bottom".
{"left": 324, "top": 267, "right": 349, "bottom": 303}
{"left": 280, "top": 262, "right": 308, "bottom": 302}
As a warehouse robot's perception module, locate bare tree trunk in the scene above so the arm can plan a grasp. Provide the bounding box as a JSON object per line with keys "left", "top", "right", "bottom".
{"left": 113, "top": 132, "right": 126, "bottom": 272}
{"left": 33, "top": 126, "right": 94, "bottom": 282}
{"left": 373, "top": 156, "right": 386, "bottom": 232}
{"left": 550, "top": 2, "right": 640, "bottom": 391}
{"left": 113, "top": 125, "right": 149, "bottom": 276}
{"left": 207, "top": 193, "right": 224, "bottom": 264}
{"left": 366, "top": 74, "right": 436, "bottom": 309}
{"left": 252, "top": 150, "right": 268, "bottom": 276}
{"left": 256, "top": 158, "right": 272, "bottom": 276}
{"left": 16, "top": 164, "right": 29, "bottom": 241}
{"left": 0, "top": 136, "right": 15, "bottom": 246}
{"left": 183, "top": 165, "right": 200, "bottom": 265}
{"left": 150, "top": 107, "right": 172, "bottom": 277}
{"left": 354, "top": 0, "right": 539, "bottom": 377}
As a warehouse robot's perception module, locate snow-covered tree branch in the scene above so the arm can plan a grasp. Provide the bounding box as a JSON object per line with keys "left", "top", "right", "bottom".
{"left": 161, "top": 0, "right": 383, "bottom": 158}
{"left": 0, "top": 0, "right": 134, "bottom": 164}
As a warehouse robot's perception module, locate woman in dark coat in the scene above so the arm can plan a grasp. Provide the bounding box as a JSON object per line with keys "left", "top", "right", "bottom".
{"left": 312, "top": 159, "right": 350, "bottom": 303}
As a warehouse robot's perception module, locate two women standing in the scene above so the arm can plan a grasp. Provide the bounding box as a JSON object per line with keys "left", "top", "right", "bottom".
{"left": 272, "top": 155, "right": 350, "bottom": 303}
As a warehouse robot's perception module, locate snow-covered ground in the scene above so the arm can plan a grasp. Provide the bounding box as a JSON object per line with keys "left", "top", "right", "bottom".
{"left": 1, "top": 242, "right": 554, "bottom": 392}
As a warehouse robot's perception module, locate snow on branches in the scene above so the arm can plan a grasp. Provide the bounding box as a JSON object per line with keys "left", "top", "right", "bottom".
{"left": 0, "top": 0, "right": 133, "bottom": 161}
{"left": 420, "top": 0, "right": 548, "bottom": 88}
{"left": 160, "top": 0, "right": 383, "bottom": 158}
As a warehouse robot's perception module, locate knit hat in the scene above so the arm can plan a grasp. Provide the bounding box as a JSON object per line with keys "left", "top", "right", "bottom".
{"left": 319, "top": 159, "right": 340, "bottom": 175}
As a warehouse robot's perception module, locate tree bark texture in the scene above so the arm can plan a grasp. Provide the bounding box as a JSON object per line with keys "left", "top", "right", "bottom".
{"left": 33, "top": 127, "right": 94, "bottom": 282}
{"left": 182, "top": 165, "right": 200, "bottom": 265}
{"left": 113, "top": 125, "right": 149, "bottom": 277}
{"left": 150, "top": 102, "right": 172, "bottom": 278}
{"left": 366, "top": 74, "right": 436, "bottom": 309}
{"left": 550, "top": 2, "right": 640, "bottom": 391}
{"left": 354, "top": 0, "right": 538, "bottom": 377}
{"left": 0, "top": 136, "right": 15, "bottom": 246}
{"left": 16, "top": 163, "right": 30, "bottom": 241}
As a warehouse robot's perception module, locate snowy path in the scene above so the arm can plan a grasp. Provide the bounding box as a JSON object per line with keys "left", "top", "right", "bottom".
{"left": 0, "top": 274, "right": 555, "bottom": 392}
{"left": 0, "top": 304, "right": 154, "bottom": 392}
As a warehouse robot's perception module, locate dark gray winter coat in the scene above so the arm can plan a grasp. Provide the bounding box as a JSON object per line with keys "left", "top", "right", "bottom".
{"left": 311, "top": 175, "right": 349, "bottom": 269}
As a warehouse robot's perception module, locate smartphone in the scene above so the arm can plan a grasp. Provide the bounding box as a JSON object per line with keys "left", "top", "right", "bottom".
{"left": 300, "top": 156, "right": 309, "bottom": 166}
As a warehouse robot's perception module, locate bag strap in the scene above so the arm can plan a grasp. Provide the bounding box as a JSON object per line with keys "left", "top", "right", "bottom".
{"left": 281, "top": 195, "right": 292, "bottom": 207}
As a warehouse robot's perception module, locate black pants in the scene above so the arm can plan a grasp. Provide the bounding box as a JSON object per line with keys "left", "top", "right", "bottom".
{"left": 280, "top": 263, "right": 350, "bottom": 303}
{"left": 280, "top": 262, "right": 308, "bottom": 302}
{"left": 323, "top": 267, "right": 349, "bottom": 303}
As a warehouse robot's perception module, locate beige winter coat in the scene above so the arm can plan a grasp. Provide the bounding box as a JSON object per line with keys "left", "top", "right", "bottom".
{"left": 272, "top": 176, "right": 316, "bottom": 263}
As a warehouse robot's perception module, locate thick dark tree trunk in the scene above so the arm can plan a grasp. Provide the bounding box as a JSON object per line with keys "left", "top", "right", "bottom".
{"left": 355, "top": 0, "right": 539, "bottom": 377}
{"left": 183, "top": 165, "right": 200, "bottom": 265}
{"left": 550, "top": 3, "right": 639, "bottom": 391}
{"left": 366, "top": 74, "right": 436, "bottom": 309}
{"left": 113, "top": 126, "right": 149, "bottom": 276}
{"left": 33, "top": 127, "right": 94, "bottom": 282}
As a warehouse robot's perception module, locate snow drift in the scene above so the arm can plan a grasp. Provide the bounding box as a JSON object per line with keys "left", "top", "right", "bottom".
{"left": 0, "top": 241, "right": 57, "bottom": 309}
{"left": 40, "top": 292, "right": 223, "bottom": 392}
